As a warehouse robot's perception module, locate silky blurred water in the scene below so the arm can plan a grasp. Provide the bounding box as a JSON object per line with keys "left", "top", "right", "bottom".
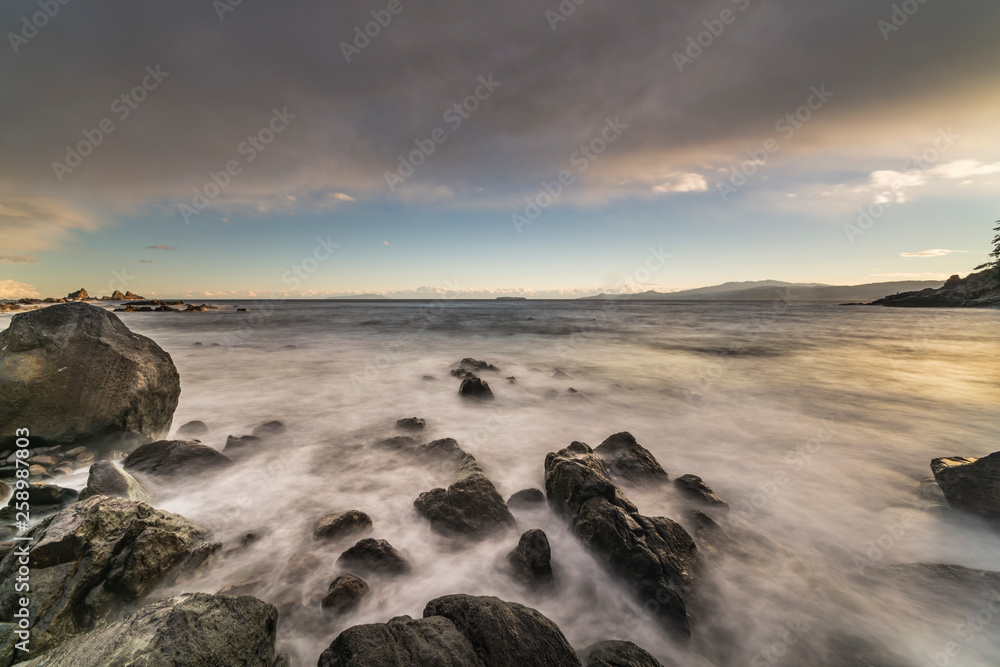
{"left": 11, "top": 300, "right": 999, "bottom": 666}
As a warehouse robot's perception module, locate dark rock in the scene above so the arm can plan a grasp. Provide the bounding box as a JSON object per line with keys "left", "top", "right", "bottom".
{"left": 0, "top": 303, "right": 181, "bottom": 453}
{"left": 452, "top": 358, "right": 501, "bottom": 375}
{"left": 123, "top": 439, "right": 233, "bottom": 477}
{"left": 75, "top": 450, "right": 95, "bottom": 465}
{"left": 872, "top": 269, "right": 1000, "bottom": 308}
{"left": 545, "top": 444, "right": 697, "bottom": 636}
{"left": 422, "top": 375, "right": 437, "bottom": 381}
{"left": 595, "top": 432, "right": 669, "bottom": 484}
{"left": 15, "top": 593, "right": 279, "bottom": 667}
{"left": 27, "top": 455, "right": 61, "bottom": 467}
{"left": 0, "top": 482, "right": 7, "bottom": 502}
{"left": 318, "top": 615, "right": 482, "bottom": 667}
{"left": 423, "top": 594, "right": 581, "bottom": 667}
{"left": 1, "top": 483, "right": 77, "bottom": 516}
{"left": 674, "top": 474, "right": 728, "bottom": 508}
{"left": 506, "top": 376, "right": 517, "bottom": 384}
{"left": 507, "top": 529, "right": 553, "bottom": 588}
{"left": 176, "top": 420, "right": 210, "bottom": 436}
{"left": 224, "top": 434, "right": 263, "bottom": 459}
{"left": 931, "top": 452, "right": 1000, "bottom": 520}
{"left": 459, "top": 375, "right": 494, "bottom": 401}
{"left": 337, "top": 538, "right": 410, "bottom": 576}
{"left": 79, "top": 460, "right": 150, "bottom": 502}
{"left": 0, "top": 496, "right": 217, "bottom": 657}
{"left": 508, "top": 488, "right": 546, "bottom": 509}
{"left": 374, "top": 435, "right": 419, "bottom": 451}
{"left": 314, "top": 511, "right": 373, "bottom": 541}
{"left": 252, "top": 421, "right": 287, "bottom": 439}
{"left": 322, "top": 574, "right": 370, "bottom": 615}
{"left": 65, "top": 288, "right": 89, "bottom": 301}
{"left": 581, "top": 640, "right": 665, "bottom": 667}
{"left": 396, "top": 417, "right": 426, "bottom": 431}
{"left": 107, "top": 290, "right": 126, "bottom": 300}
{"left": 552, "top": 369, "right": 572, "bottom": 379}
{"left": 413, "top": 439, "right": 515, "bottom": 539}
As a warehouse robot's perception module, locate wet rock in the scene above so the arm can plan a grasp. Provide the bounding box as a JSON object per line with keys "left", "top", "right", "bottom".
{"left": 422, "top": 375, "right": 437, "bottom": 381}
{"left": 0, "top": 496, "right": 217, "bottom": 657}
{"left": 314, "top": 511, "right": 373, "bottom": 541}
{"left": 396, "top": 417, "right": 426, "bottom": 431}
{"left": 123, "top": 439, "right": 232, "bottom": 477}
{"left": 545, "top": 445, "right": 697, "bottom": 636}
{"left": 64, "top": 446, "right": 87, "bottom": 457}
{"left": 508, "top": 529, "right": 553, "bottom": 588}
{"left": 452, "top": 358, "right": 501, "bottom": 376}
{"left": 15, "top": 593, "right": 279, "bottom": 667}
{"left": 674, "top": 475, "right": 728, "bottom": 508}
{"left": 27, "top": 455, "right": 61, "bottom": 467}
{"left": 508, "top": 488, "right": 546, "bottom": 509}
{"left": 224, "top": 434, "right": 263, "bottom": 459}
{"left": 594, "top": 432, "right": 669, "bottom": 484}
{"left": 252, "top": 421, "right": 287, "bottom": 439}
{"left": 552, "top": 369, "right": 572, "bottom": 379}
{"left": 337, "top": 538, "right": 410, "bottom": 576}
{"left": 581, "top": 640, "right": 666, "bottom": 667}
{"left": 0, "top": 483, "right": 77, "bottom": 521}
{"left": 74, "top": 450, "right": 95, "bottom": 465}
{"left": 931, "top": 452, "right": 1000, "bottom": 520}
{"left": 28, "top": 464, "right": 46, "bottom": 477}
{"left": 506, "top": 376, "right": 517, "bottom": 384}
{"left": 322, "top": 574, "right": 370, "bottom": 615}
{"left": 0, "top": 302, "right": 180, "bottom": 454}
{"left": 79, "top": 460, "right": 151, "bottom": 502}
{"left": 318, "top": 615, "right": 482, "bottom": 667}
{"left": 176, "top": 420, "right": 210, "bottom": 436}
{"left": 374, "top": 435, "right": 419, "bottom": 451}
{"left": 48, "top": 464, "right": 74, "bottom": 477}
{"left": 0, "top": 482, "right": 7, "bottom": 502}
{"left": 65, "top": 288, "right": 89, "bottom": 300}
{"left": 413, "top": 439, "right": 516, "bottom": 539}
{"left": 459, "top": 375, "right": 494, "bottom": 401}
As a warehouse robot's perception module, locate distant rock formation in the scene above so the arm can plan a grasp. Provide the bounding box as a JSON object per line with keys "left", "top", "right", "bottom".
{"left": 65, "top": 288, "right": 89, "bottom": 300}
{"left": 870, "top": 269, "right": 999, "bottom": 308}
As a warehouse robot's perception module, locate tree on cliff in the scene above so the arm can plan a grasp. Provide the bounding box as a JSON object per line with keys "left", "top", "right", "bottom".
{"left": 974, "top": 220, "right": 1000, "bottom": 279}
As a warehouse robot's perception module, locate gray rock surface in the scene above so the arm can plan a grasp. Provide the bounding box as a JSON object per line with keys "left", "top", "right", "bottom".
{"left": 79, "top": 460, "right": 151, "bottom": 502}
{"left": 123, "top": 439, "right": 232, "bottom": 477}
{"left": 595, "top": 432, "right": 669, "bottom": 484}
{"left": 931, "top": 452, "right": 1000, "bottom": 520}
{"left": 581, "top": 640, "right": 666, "bottom": 667}
{"left": 337, "top": 538, "right": 410, "bottom": 576}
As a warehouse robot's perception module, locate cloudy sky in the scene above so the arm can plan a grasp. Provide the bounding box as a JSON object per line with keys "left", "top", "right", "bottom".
{"left": 1, "top": 0, "right": 998, "bottom": 298}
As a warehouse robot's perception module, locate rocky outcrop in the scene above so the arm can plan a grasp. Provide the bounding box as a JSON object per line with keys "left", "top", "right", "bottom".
{"left": 314, "top": 511, "right": 373, "bottom": 541}
{"left": 0, "top": 496, "right": 217, "bottom": 658}
{"left": 508, "top": 488, "right": 546, "bottom": 509}
{"left": 931, "top": 452, "right": 1000, "bottom": 520}
{"left": 594, "top": 432, "right": 668, "bottom": 485}
{"left": 459, "top": 375, "right": 494, "bottom": 401}
{"left": 15, "top": 593, "right": 280, "bottom": 667}
{"left": 337, "top": 538, "right": 410, "bottom": 576}
{"left": 319, "top": 594, "right": 580, "bottom": 667}
{"left": 674, "top": 474, "right": 728, "bottom": 508}
{"left": 581, "top": 640, "right": 665, "bottom": 667}
{"left": 65, "top": 288, "right": 89, "bottom": 301}
{"left": 413, "top": 439, "right": 516, "bottom": 539}
{"left": 396, "top": 417, "right": 426, "bottom": 431}
{"left": 322, "top": 574, "right": 370, "bottom": 615}
{"left": 79, "top": 460, "right": 151, "bottom": 502}
{"left": 123, "top": 439, "right": 232, "bottom": 477}
{"left": 507, "top": 529, "right": 553, "bottom": 589}
{"left": 0, "top": 303, "right": 181, "bottom": 453}
{"left": 871, "top": 269, "right": 1000, "bottom": 308}
{"left": 545, "top": 443, "right": 698, "bottom": 636}
{"left": 451, "top": 358, "right": 501, "bottom": 379}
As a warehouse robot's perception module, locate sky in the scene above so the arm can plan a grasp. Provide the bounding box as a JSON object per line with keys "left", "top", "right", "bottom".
{"left": 1, "top": 0, "right": 998, "bottom": 299}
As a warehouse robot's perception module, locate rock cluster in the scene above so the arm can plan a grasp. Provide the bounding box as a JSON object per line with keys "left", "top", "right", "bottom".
{"left": 871, "top": 269, "right": 1000, "bottom": 307}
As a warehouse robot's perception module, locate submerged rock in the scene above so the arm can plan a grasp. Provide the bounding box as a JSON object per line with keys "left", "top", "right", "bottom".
{"left": 581, "top": 640, "right": 666, "bottom": 667}
{"left": 0, "top": 302, "right": 180, "bottom": 453}
{"left": 123, "top": 439, "right": 232, "bottom": 476}
{"left": 252, "top": 421, "right": 287, "bottom": 439}
{"left": 674, "top": 474, "right": 728, "bottom": 508}
{"left": 459, "top": 375, "right": 494, "bottom": 401}
{"left": 931, "top": 452, "right": 1000, "bottom": 520}
{"left": 594, "top": 432, "right": 669, "bottom": 484}
{"left": 176, "top": 420, "right": 210, "bottom": 436}
{"left": 507, "top": 529, "right": 553, "bottom": 589}
{"left": 337, "top": 538, "right": 410, "bottom": 576}
{"left": 545, "top": 444, "right": 697, "bottom": 636}
{"left": 396, "top": 417, "right": 426, "bottom": 431}
{"left": 15, "top": 593, "right": 280, "bottom": 667}
{"left": 79, "top": 460, "right": 151, "bottom": 502}
{"left": 314, "top": 510, "right": 373, "bottom": 541}
{"left": 508, "top": 488, "right": 546, "bottom": 509}
{"left": 322, "top": 574, "right": 370, "bottom": 615}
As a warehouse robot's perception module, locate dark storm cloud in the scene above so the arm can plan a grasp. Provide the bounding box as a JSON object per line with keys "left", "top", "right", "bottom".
{"left": 1, "top": 0, "right": 997, "bottom": 242}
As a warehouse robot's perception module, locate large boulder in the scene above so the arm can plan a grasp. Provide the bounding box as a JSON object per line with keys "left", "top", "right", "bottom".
{"left": 545, "top": 443, "right": 697, "bottom": 636}
{"left": 931, "top": 453, "right": 1000, "bottom": 520}
{"left": 594, "top": 432, "right": 668, "bottom": 484}
{"left": 337, "top": 538, "right": 411, "bottom": 576}
{"left": 413, "top": 439, "right": 515, "bottom": 539}
{"left": 581, "top": 640, "right": 666, "bottom": 667}
{"left": 0, "top": 303, "right": 180, "bottom": 453}
{"left": 319, "top": 594, "right": 580, "bottom": 667}
{"left": 0, "top": 496, "right": 217, "bottom": 659}
{"left": 322, "top": 574, "right": 371, "bottom": 615}
{"left": 123, "top": 439, "right": 233, "bottom": 477}
{"left": 459, "top": 375, "right": 494, "bottom": 401}
{"left": 15, "top": 593, "right": 280, "bottom": 667}
{"left": 314, "top": 510, "right": 373, "bottom": 541}
{"left": 78, "top": 460, "right": 151, "bottom": 502}
{"left": 507, "top": 529, "right": 553, "bottom": 589}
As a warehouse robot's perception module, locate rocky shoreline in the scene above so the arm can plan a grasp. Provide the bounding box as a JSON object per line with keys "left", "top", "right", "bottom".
{"left": 869, "top": 269, "right": 1000, "bottom": 308}
{"left": 1, "top": 303, "right": 999, "bottom": 665}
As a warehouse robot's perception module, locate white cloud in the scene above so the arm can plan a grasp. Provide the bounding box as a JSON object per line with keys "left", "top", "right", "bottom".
{"left": 652, "top": 173, "right": 708, "bottom": 194}
{"left": 0, "top": 279, "right": 39, "bottom": 299}
{"left": 0, "top": 255, "right": 39, "bottom": 264}
{"left": 930, "top": 159, "right": 1000, "bottom": 179}
{"left": 899, "top": 249, "right": 966, "bottom": 258}
{"left": 325, "top": 192, "right": 356, "bottom": 202}
{"left": 867, "top": 170, "right": 926, "bottom": 204}
{"left": 146, "top": 245, "right": 176, "bottom": 251}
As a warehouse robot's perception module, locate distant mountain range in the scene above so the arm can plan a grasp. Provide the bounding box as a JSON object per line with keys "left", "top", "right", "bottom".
{"left": 327, "top": 294, "right": 388, "bottom": 300}
{"left": 580, "top": 279, "right": 945, "bottom": 303}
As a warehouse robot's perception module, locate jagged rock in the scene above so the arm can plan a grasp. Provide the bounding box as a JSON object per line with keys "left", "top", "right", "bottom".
{"left": 225, "top": 434, "right": 261, "bottom": 454}
{"left": 931, "top": 453, "right": 1000, "bottom": 520}
{"left": 413, "top": 439, "right": 515, "bottom": 539}
{"left": 314, "top": 511, "right": 373, "bottom": 541}
{"left": 107, "top": 290, "right": 126, "bottom": 300}
{"left": 674, "top": 474, "right": 728, "bottom": 508}
{"left": 0, "top": 496, "right": 217, "bottom": 658}
{"left": 552, "top": 369, "right": 572, "bottom": 379}
{"left": 322, "top": 574, "right": 370, "bottom": 615}
{"left": 451, "top": 358, "right": 501, "bottom": 377}
{"left": 65, "top": 288, "right": 89, "bottom": 301}
{"left": 508, "top": 488, "right": 546, "bottom": 509}
{"left": 595, "top": 432, "right": 668, "bottom": 484}
{"left": 396, "top": 417, "right": 426, "bottom": 431}
{"left": 507, "top": 529, "right": 553, "bottom": 588}
{"left": 252, "top": 421, "right": 286, "bottom": 439}
{"left": 176, "top": 420, "right": 210, "bottom": 436}
{"left": 123, "top": 439, "right": 232, "bottom": 477}
{"left": 15, "top": 593, "right": 279, "bottom": 667}
{"left": 545, "top": 444, "right": 697, "bottom": 636}
{"left": 459, "top": 375, "right": 494, "bottom": 401}
{"left": 581, "top": 640, "right": 665, "bottom": 667}
{"left": 337, "top": 538, "right": 410, "bottom": 576}
{"left": 79, "top": 460, "right": 150, "bottom": 502}
{"left": 0, "top": 303, "right": 181, "bottom": 453}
